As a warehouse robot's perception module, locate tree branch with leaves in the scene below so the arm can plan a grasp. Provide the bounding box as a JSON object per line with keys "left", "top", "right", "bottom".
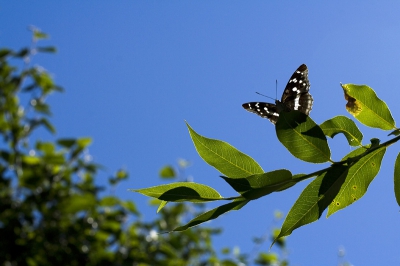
{"left": 133, "top": 79, "right": 399, "bottom": 245}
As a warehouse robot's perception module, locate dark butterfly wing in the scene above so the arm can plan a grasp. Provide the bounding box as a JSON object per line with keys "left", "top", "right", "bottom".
{"left": 242, "top": 102, "right": 279, "bottom": 124}
{"left": 280, "top": 64, "right": 313, "bottom": 115}
{"left": 242, "top": 64, "right": 313, "bottom": 124}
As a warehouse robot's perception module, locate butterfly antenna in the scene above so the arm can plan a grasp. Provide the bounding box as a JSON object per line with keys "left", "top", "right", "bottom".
{"left": 255, "top": 91, "right": 275, "bottom": 101}
{"left": 253, "top": 79, "right": 278, "bottom": 101}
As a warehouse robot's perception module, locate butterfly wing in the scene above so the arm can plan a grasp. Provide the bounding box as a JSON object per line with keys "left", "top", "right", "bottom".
{"left": 242, "top": 64, "right": 313, "bottom": 124}
{"left": 280, "top": 64, "right": 313, "bottom": 115}
{"left": 242, "top": 102, "right": 280, "bottom": 124}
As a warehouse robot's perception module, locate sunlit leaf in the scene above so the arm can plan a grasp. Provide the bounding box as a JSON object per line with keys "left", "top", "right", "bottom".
{"left": 274, "top": 165, "right": 349, "bottom": 243}
{"left": 159, "top": 165, "right": 176, "bottom": 179}
{"left": 33, "top": 31, "right": 49, "bottom": 40}
{"left": 33, "top": 70, "right": 55, "bottom": 94}
{"left": 100, "top": 196, "right": 120, "bottom": 206}
{"left": 276, "top": 111, "right": 331, "bottom": 163}
{"left": 327, "top": 147, "right": 386, "bottom": 216}
{"left": 220, "top": 169, "right": 298, "bottom": 199}
{"left": 342, "top": 84, "right": 395, "bottom": 130}
{"left": 36, "top": 141, "right": 55, "bottom": 154}
{"left": 22, "top": 155, "right": 40, "bottom": 165}
{"left": 186, "top": 122, "right": 263, "bottom": 177}
{"left": 116, "top": 169, "right": 128, "bottom": 179}
{"left": 77, "top": 137, "right": 92, "bottom": 149}
{"left": 157, "top": 200, "right": 168, "bottom": 212}
{"left": 320, "top": 116, "right": 363, "bottom": 146}
{"left": 102, "top": 220, "right": 121, "bottom": 233}
{"left": 62, "top": 194, "right": 96, "bottom": 213}
{"left": 131, "top": 182, "right": 223, "bottom": 202}
{"left": 43, "top": 154, "right": 66, "bottom": 165}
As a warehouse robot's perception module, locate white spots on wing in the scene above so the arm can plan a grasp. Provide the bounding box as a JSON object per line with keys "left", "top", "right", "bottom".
{"left": 257, "top": 106, "right": 271, "bottom": 115}
{"left": 289, "top": 78, "right": 298, "bottom": 83}
{"left": 293, "top": 94, "right": 301, "bottom": 110}
{"left": 292, "top": 87, "right": 300, "bottom": 94}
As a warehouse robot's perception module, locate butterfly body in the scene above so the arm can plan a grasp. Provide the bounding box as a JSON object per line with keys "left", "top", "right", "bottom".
{"left": 242, "top": 64, "right": 313, "bottom": 124}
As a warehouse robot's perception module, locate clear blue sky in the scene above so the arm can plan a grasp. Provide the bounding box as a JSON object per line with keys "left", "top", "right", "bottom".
{"left": 2, "top": 2, "right": 400, "bottom": 265}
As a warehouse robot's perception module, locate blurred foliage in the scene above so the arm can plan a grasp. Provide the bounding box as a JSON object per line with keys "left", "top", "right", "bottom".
{"left": 0, "top": 28, "right": 291, "bottom": 266}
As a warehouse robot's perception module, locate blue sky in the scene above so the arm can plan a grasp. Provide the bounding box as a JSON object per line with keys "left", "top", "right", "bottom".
{"left": 2, "top": 2, "right": 400, "bottom": 265}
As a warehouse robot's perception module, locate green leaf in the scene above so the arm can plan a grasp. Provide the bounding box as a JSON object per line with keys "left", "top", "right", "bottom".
{"left": 28, "top": 118, "right": 56, "bottom": 134}
{"left": 22, "top": 155, "right": 40, "bottom": 165}
{"left": 130, "top": 182, "right": 223, "bottom": 202}
{"left": 15, "top": 48, "right": 29, "bottom": 58}
{"left": 33, "top": 30, "right": 49, "bottom": 40}
{"left": 40, "top": 118, "right": 56, "bottom": 134}
{"left": 277, "top": 173, "right": 308, "bottom": 191}
{"left": 159, "top": 165, "right": 176, "bottom": 179}
{"left": 0, "top": 48, "right": 12, "bottom": 59}
{"left": 276, "top": 111, "right": 331, "bottom": 163}
{"left": 95, "top": 231, "right": 111, "bottom": 242}
{"left": 220, "top": 169, "right": 298, "bottom": 199}
{"left": 109, "top": 169, "right": 129, "bottom": 185}
{"left": 34, "top": 102, "right": 51, "bottom": 115}
{"left": 121, "top": 201, "right": 138, "bottom": 214}
{"left": 173, "top": 200, "right": 249, "bottom": 231}
{"left": 100, "top": 196, "right": 120, "bottom": 207}
{"left": 77, "top": 137, "right": 92, "bottom": 149}
{"left": 388, "top": 129, "right": 400, "bottom": 136}
{"left": 43, "top": 154, "right": 66, "bottom": 165}
{"left": 102, "top": 220, "right": 121, "bottom": 233}
{"left": 394, "top": 153, "right": 400, "bottom": 207}
{"left": 33, "top": 70, "right": 55, "bottom": 94}
{"left": 36, "top": 141, "right": 55, "bottom": 154}
{"left": 320, "top": 116, "right": 363, "bottom": 146}
{"left": 342, "top": 84, "right": 395, "bottom": 130}
{"left": 116, "top": 169, "right": 128, "bottom": 179}
{"left": 37, "top": 46, "right": 57, "bottom": 53}
{"left": 157, "top": 200, "right": 168, "bottom": 212}
{"left": 327, "top": 147, "right": 386, "bottom": 216}
{"left": 62, "top": 194, "right": 96, "bottom": 213}
{"left": 57, "top": 138, "right": 77, "bottom": 148}
{"left": 186, "top": 122, "right": 263, "bottom": 177}
{"left": 341, "top": 144, "right": 368, "bottom": 161}
{"left": 275, "top": 165, "right": 349, "bottom": 242}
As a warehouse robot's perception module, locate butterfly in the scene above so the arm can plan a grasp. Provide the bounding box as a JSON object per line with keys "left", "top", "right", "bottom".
{"left": 242, "top": 64, "right": 313, "bottom": 124}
